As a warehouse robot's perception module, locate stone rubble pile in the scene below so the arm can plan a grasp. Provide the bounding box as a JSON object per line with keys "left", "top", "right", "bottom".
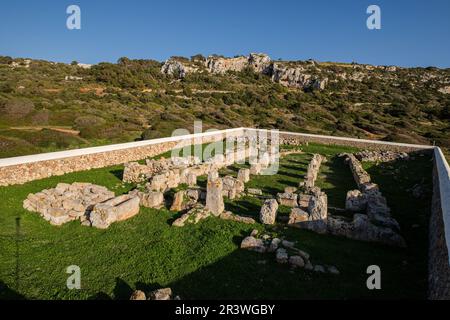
{"left": 23, "top": 183, "right": 115, "bottom": 226}
{"left": 240, "top": 230, "right": 339, "bottom": 274}
{"left": 354, "top": 150, "right": 409, "bottom": 163}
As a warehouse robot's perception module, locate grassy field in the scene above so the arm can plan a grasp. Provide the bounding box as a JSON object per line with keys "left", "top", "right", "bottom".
{"left": 0, "top": 143, "right": 433, "bottom": 299}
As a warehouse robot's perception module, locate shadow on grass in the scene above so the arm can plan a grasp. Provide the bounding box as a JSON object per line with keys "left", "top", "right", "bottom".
{"left": 0, "top": 281, "right": 26, "bottom": 300}
{"left": 109, "top": 169, "right": 124, "bottom": 181}
{"left": 225, "top": 198, "right": 261, "bottom": 219}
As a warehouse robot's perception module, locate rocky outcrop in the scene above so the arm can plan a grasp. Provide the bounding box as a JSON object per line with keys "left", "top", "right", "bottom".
{"left": 271, "top": 62, "right": 328, "bottom": 90}
{"left": 205, "top": 55, "right": 248, "bottom": 74}
{"left": 248, "top": 53, "right": 272, "bottom": 74}
{"left": 160, "top": 53, "right": 327, "bottom": 90}
{"left": 161, "top": 58, "right": 198, "bottom": 79}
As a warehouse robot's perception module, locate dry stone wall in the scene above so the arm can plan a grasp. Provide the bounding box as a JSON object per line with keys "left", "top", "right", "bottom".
{"left": 0, "top": 129, "right": 244, "bottom": 187}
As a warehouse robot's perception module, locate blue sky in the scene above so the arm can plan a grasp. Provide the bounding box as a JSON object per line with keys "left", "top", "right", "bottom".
{"left": 0, "top": 0, "right": 449, "bottom": 67}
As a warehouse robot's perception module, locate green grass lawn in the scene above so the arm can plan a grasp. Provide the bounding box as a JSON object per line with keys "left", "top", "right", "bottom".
{"left": 0, "top": 143, "right": 433, "bottom": 299}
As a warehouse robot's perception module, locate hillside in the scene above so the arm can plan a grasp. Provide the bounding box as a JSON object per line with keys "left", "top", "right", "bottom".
{"left": 0, "top": 54, "right": 449, "bottom": 158}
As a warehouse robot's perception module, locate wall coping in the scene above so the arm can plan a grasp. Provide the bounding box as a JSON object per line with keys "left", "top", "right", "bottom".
{"left": 0, "top": 127, "right": 245, "bottom": 168}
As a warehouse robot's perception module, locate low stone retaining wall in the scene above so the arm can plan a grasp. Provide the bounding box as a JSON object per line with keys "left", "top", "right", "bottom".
{"left": 268, "top": 129, "right": 433, "bottom": 153}
{"left": 0, "top": 128, "right": 244, "bottom": 186}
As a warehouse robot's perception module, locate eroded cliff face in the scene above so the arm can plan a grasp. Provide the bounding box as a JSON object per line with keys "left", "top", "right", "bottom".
{"left": 271, "top": 62, "right": 328, "bottom": 90}
{"left": 161, "top": 53, "right": 326, "bottom": 90}
{"left": 205, "top": 55, "right": 248, "bottom": 74}
{"left": 160, "top": 58, "right": 199, "bottom": 79}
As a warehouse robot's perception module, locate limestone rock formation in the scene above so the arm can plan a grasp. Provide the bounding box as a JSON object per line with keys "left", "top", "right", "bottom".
{"left": 205, "top": 55, "right": 248, "bottom": 74}
{"left": 161, "top": 58, "right": 197, "bottom": 79}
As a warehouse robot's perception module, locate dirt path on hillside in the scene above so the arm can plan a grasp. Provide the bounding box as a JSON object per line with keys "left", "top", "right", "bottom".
{"left": 9, "top": 126, "right": 81, "bottom": 135}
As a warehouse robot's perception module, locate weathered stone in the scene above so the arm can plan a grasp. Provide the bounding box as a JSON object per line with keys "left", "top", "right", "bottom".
{"left": 288, "top": 207, "right": 309, "bottom": 224}
{"left": 277, "top": 192, "right": 298, "bottom": 207}
{"left": 172, "top": 213, "right": 190, "bottom": 227}
{"left": 247, "top": 188, "right": 263, "bottom": 196}
{"left": 23, "top": 182, "right": 115, "bottom": 226}
{"left": 308, "top": 187, "right": 327, "bottom": 221}
{"left": 149, "top": 288, "right": 172, "bottom": 300}
{"left": 328, "top": 266, "right": 340, "bottom": 275}
{"left": 298, "top": 194, "right": 311, "bottom": 209}
{"left": 284, "top": 186, "right": 297, "bottom": 193}
{"left": 355, "top": 150, "right": 410, "bottom": 162}
{"left": 289, "top": 255, "right": 305, "bottom": 268}
{"left": 241, "top": 236, "right": 266, "bottom": 253}
{"left": 276, "top": 248, "right": 288, "bottom": 263}
{"left": 267, "top": 238, "right": 281, "bottom": 252}
{"left": 345, "top": 189, "right": 367, "bottom": 212}
{"left": 90, "top": 195, "right": 140, "bottom": 229}
{"left": 314, "top": 265, "right": 326, "bottom": 273}
{"left": 130, "top": 290, "right": 146, "bottom": 300}
{"left": 206, "top": 177, "right": 224, "bottom": 216}
{"left": 222, "top": 176, "right": 244, "bottom": 199}
{"left": 250, "top": 163, "right": 262, "bottom": 175}
{"left": 186, "top": 173, "right": 197, "bottom": 186}
{"left": 140, "top": 191, "right": 164, "bottom": 208}
{"left": 304, "top": 154, "right": 325, "bottom": 188}
{"left": 259, "top": 199, "right": 278, "bottom": 225}
{"left": 170, "top": 190, "right": 186, "bottom": 211}
{"left": 219, "top": 211, "right": 255, "bottom": 224}
{"left": 186, "top": 188, "right": 200, "bottom": 201}
{"left": 237, "top": 168, "right": 250, "bottom": 183}
{"left": 304, "top": 261, "right": 314, "bottom": 270}
{"left": 148, "top": 173, "right": 167, "bottom": 192}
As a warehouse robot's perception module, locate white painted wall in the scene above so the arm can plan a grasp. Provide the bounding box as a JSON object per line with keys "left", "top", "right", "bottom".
{"left": 434, "top": 147, "right": 450, "bottom": 263}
